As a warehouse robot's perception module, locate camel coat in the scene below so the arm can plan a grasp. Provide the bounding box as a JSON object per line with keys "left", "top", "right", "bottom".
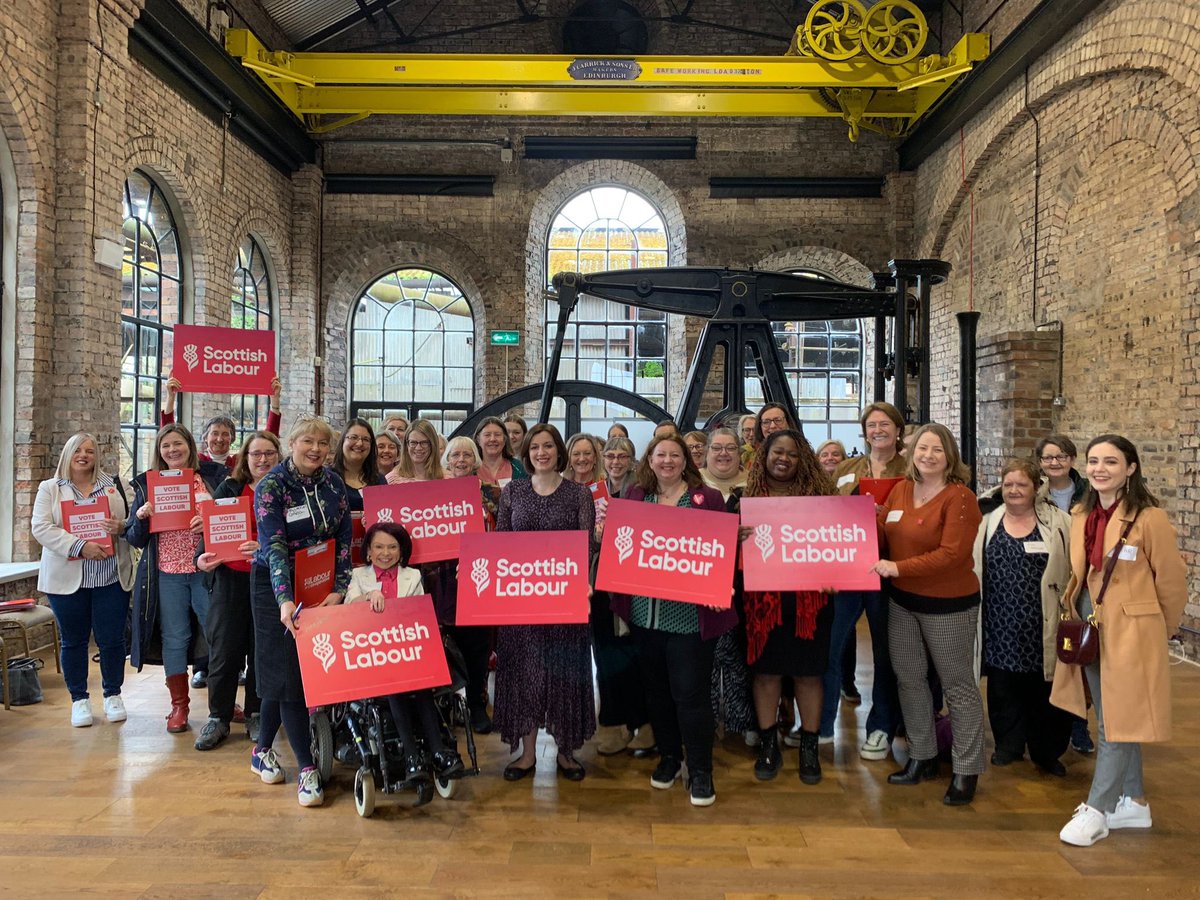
{"left": 1049, "top": 502, "right": 1188, "bottom": 743}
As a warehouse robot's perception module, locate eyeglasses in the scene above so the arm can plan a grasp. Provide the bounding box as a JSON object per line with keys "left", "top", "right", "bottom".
{"left": 247, "top": 451, "right": 278, "bottom": 460}
{"left": 407, "top": 439, "right": 432, "bottom": 448}
{"left": 760, "top": 417, "right": 787, "bottom": 427}
{"left": 604, "top": 453, "right": 631, "bottom": 461}
{"left": 1040, "top": 454, "right": 1070, "bottom": 463}
{"left": 709, "top": 444, "right": 739, "bottom": 453}
{"left": 343, "top": 436, "right": 372, "bottom": 446}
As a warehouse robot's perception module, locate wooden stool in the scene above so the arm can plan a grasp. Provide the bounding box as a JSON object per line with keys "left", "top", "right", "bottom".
{"left": 0, "top": 605, "right": 61, "bottom": 709}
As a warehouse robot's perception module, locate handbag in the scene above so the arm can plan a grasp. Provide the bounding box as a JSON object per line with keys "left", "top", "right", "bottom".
{"left": 6, "top": 657, "right": 45, "bottom": 705}
{"left": 1056, "top": 516, "right": 1136, "bottom": 666}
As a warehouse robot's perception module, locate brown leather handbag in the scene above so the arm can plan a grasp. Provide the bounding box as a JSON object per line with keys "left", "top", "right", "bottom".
{"left": 1056, "top": 517, "right": 1136, "bottom": 666}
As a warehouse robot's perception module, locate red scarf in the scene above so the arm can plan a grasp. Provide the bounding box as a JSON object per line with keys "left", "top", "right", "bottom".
{"left": 374, "top": 565, "right": 398, "bottom": 600}
{"left": 1084, "top": 503, "right": 1116, "bottom": 571}
{"left": 744, "top": 590, "right": 828, "bottom": 665}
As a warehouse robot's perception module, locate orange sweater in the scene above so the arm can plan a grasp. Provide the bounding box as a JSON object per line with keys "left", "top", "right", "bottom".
{"left": 879, "top": 480, "right": 982, "bottom": 599}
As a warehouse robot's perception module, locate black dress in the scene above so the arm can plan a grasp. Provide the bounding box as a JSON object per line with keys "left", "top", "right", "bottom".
{"left": 751, "top": 595, "right": 835, "bottom": 677}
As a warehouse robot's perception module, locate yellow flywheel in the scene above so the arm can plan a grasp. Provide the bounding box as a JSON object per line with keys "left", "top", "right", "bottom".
{"left": 803, "top": 0, "right": 869, "bottom": 62}
{"left": 862, "top": 0, "right": 928, "bottom": 64}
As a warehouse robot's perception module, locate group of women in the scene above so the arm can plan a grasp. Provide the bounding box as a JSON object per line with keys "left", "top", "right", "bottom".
{"left": 32, "top": 396, "right": 1187, "bottom": 841}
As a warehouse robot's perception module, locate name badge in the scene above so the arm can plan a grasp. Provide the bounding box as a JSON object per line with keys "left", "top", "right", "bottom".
{"left": 1116, "top": 544, "right": 1138, "bottom": 562}
{"left": 286, "top": 504, "right": 311, "bottom": 524}
{"left": 1023, "top": 541, "right": 1048, "bottom": 554}
{"left": 886, "top": 510, "right": 903, "bottom": 523}
{"left": 837, "top": 473, "right": 856, "bottom": 488}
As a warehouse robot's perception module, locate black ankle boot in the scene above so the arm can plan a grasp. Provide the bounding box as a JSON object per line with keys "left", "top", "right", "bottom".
{"left": 798, "top": 730, "right": 822, "bottom": 785}
{"left": 754, "top": 725, "right": 781, "bottom": 781}
{"left": 887, "top": 757, "right": 939, "bottom": 785}
{"left": 943, "top": 773, "right": 978, "bottom": 805}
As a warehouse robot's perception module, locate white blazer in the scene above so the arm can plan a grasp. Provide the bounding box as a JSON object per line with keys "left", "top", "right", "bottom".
{"left": 32, "top": 477, "right": 135, "bottom": 595}
{"left": 345, "top": 564, "right": 424, "bottom": 602}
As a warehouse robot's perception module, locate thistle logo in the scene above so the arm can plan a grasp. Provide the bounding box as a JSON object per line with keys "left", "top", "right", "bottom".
{"left": 754, "top": 523, "right": 775, "bottom": 562}
{"left": 615, "top": 525, "right": 635, "bottom": 564}
{"left": 376, "top": 507, "right": 394, "bottom": 524}
{"left": 183, "top": 343, "right": 200, "bottom": 371}
{"left": 470, "top": 557, "right": 490, "bottom": 595}
{"left": 311, "top": 632, "right": 336, "bottom": 673}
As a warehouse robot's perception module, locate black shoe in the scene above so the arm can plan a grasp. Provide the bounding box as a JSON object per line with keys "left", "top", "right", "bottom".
{"left": 1070, "top": 719, "right": 1095, "bottom": 754}
{"left": 754, "top": 726, "right": 782, "bottom": 781}
{"left": 631, "top": 744, "right": 659, "bottom": 760}
{"left": 1034, "top": 758, "right": 1067, "bottom": 777}
{"left": 193, "top": 718, "right": 229, "bottom": 751}
{"left": 433, "top": 748, "right": 465, "bottom": 780}
{"left": 191, "top": 670, "right": 207, "bottom": 689}
{"left": 798, "top": 730, "right": 822, "bottom": 785}
{"left": 401, "top": 753, "right": 431, "bottom": 789}
{"left": 943, "top": 773, "right": 978, "bottom": 805}
{"left": 990, "top": 751, "right": 1019, "bottom": 766}
{"left": 688, "top": 770, "right": 716, "bottom": 807}
{"left": 650, "top": 756, "right": 682, "bottom": 789}
{"left": 470, "top": 706, "right": 493, "bottom": 735}
{"left": 888, "top": 757, "right": 940, "bottom": 785}
{"left": 841, "top": 684, "right": 862, "bottom": 704}
{"left": 556, "top": 755, "right": 586, "bottom": 781}
{"left": 503, "top": 760, "right": 537, "bottom": 781}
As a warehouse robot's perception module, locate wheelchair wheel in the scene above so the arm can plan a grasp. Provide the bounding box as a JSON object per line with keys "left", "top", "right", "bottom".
{"left": 310, "top": 710, "right": 334, "bottom": 785}
{"left": 435, "top": 774, "right": 460, "bottom": 800}
{"left": 354, "top": 765, "right": 376, "bottom": 818}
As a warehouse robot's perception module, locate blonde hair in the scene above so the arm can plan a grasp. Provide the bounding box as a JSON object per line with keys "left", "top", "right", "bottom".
{"left": 396, "top": 419, "right": 445, "bottom": 480}
{"left": 906, "top": 423, "right": 971, "bottom": 485}
{"left": 442, "top": 435, "right": 481, "bottom": 471}
{"left": 565, "top": 433, "right": 605, "bottom": 484}
{"left": 286, "top": 414, "right": 335, "bottom": 447}
{"left": 55, "top": 432, "right": 111, "bottom": 481}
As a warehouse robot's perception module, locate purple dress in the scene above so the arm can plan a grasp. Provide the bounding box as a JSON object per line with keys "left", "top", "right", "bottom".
{"left": 493, "top": 477, "right": 596, "bottom": 753}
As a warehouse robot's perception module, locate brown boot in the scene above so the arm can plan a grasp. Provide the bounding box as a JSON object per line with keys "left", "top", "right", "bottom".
{"left": 165, "top": 673, "right": 190, "bottom": 733}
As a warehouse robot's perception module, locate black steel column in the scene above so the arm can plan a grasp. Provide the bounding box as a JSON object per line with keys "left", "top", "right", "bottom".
{"left": 957, "top": 310, "right": 981, "bottom": 492}
{"left": 873, "top": 317, "right": 887, "bottom": 403}
{"left": 891, "top": 273, "right": 911, "bottom": 420}
{"left": 917, "top": 276, "right": 932, "bottom": 424}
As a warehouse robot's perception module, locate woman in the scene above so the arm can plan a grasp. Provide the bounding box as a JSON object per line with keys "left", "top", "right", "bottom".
{"left": 601, "top": 436, "right": 637, "bottom": 499}
{"left": 607, "top": 422, "right": 630, "bottom": 443}
{"left": 820, "top": 402, "right": 908, "bottom": 761}
{"left": 1052, "top": 435, "right": 1187, "bottom": 846}
{"left": 332, "top": 418, "right": 385, "bottom": 565}
{"left": 383, "top": 415, "right": 409, "bottom": 441}
{"left": 684, "top": 431, "right": 708, "bottom": 470}
{"left": 494, "top": 424, "right": 596, "bottom": 781}
{"left": 729, "top": 429, "right": 835, "bottom": 785}
{"left": 375, "top": 429, "right": 402, "bottom": 478}
{"left": 428, "top": 435, "right": 501, "bottom": 733}
{"left": 474, "top": 416, "right": 526, "bottom": 487}
{"left": 387, "top": 419, "right": 445, "bottom": 484}
{"left": 503, "top": 414, "right": 528, "bottom": 456}
{"left": 125, "top": 425, "right": 225, "bottom": 733}
{"left": 874, "top": 423, "right": 984, "bottom": 805}
{"left": 32, "top": 433, "right": 135, "bottom": 727}
{"left": 742, "top": 403, "right": 796, "bottom": 468}
{"left": 252, "top": 415, "right": 352, "bottom": 808}
{"left": 193, "top": 432, "right": 278, "bottom": 750}
{"left": 610, "top": 434, "right": 738, "bottom": 807}
{"left": 701, "top": 427, "right": 746, "bottom": 500}
{"left": 971, "top": 459, "right": 1072, "bottom": 776}
{"left": 815, "top": 440, "right": 847, "bottom": 476}
{"left": 565, "top": 433, "right": 604, "bottom": 485}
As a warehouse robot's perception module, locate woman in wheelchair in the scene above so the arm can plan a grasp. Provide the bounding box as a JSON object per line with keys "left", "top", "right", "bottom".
{"left": 346, "top": 521, "right": 466, "bottom": 788}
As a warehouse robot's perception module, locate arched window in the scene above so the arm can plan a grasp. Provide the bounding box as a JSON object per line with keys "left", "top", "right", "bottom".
{"left": 120, "top": 171, "right": 184, "bottom": 479}
{"left": 745, "top": 269, "right": 864, "bottom": 445}
{"left": 545, "top": 185, "right": 669, "bottom": 421}
{"left": 229, "top": 235, "right": 274, "bottom": 441}
{"left": 350, "top": 267, "right": 474, "bottom": 437}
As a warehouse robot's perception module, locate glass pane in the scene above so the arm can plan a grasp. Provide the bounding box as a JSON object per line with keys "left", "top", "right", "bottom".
{"left": 800, "top": 335, "right": 829, "bottom": 369}
{"left": 831, "top": 335, "right": 861, "bottom": 369}
{"left": 138, "top": 326, "right": 159, "bottom": 376}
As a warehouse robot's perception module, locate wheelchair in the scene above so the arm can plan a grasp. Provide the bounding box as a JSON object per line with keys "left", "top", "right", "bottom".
{"left": 309, "top": 632, "right": 480, "bottom": 817}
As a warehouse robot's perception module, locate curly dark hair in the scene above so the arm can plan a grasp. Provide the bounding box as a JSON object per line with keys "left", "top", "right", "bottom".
{"left": 744, "top": 428, "right": 834, "bottom": 498}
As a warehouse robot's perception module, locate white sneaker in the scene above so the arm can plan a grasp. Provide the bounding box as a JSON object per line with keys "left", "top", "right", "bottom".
{"left": 1059, "top": 803, "right": 1109, "bottom": 846}
{"left": 860, "top": 729, "right": 891, "bottom": 760}
{"left": 818, "top": 733, "right": 835, "bottom": 745}
{"left": 103, "top": 695, "right": 127, "bottom": 723}
{"left": 1107, "top": 796, "right": 1152, "bottom": 830}
{"left": 782, "top": 728, "right": 802, "bottom": 748}
{"left": 251, "top": 747, "right": 285, "bottom": 784}
{"left": 297, "top": 767, "right": 324, "bottom": 807}
{"left": 71, "top": 698, "right": 93, "bottom": 728}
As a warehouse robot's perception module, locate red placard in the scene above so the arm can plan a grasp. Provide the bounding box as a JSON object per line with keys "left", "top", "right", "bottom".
{"left": 350, "top": 510, "right": 366, "bottom": 567}
{"left": 294, "top": 539, "right": 336, "bottom": 607}
{"left": 60, "top": 496, "right": 113, "bottom": 558}
{"left": 588, "top": 480, "right": 610, "bottom": 505}
{"left": 295, "top": 594, "right": 450, "bottom": 706}
{"left": 595, "top": 497, "right": 739, "bottom": 608}
{"left": 173, "top": 323, "right": 276, "bottom": 396}
{"left": 362, "top": 477, "right": 484, "bottom": 564}
{"left": 456, "top": 531, "right": 590, "bottom": 625}
{"left": 738, "top": 496, "right": 881, "bottom": 592}
{"left": 201, "top": 495, "right": 254, "bottom": 564}
{"left": 860, "top": 477, "right": 905, "bottom": 506}
{"left": 147, "top": 469, "right": 195, "bottom": 533}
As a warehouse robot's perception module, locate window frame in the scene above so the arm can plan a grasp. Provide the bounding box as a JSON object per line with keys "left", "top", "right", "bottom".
{"left": 229, "top": 234, "right": 276, "bottom": 444}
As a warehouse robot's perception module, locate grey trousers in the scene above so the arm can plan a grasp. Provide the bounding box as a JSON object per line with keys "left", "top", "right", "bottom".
{"left": 889, "top": 601, "right": 986, "bottom": 775}
{"left": 1079, "top": 593, "right": 1144, "bottom": 812}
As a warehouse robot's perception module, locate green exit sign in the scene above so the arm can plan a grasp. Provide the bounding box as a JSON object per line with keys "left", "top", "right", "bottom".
{"left": 490, "top": 330, "right": 521, "bottom": 346}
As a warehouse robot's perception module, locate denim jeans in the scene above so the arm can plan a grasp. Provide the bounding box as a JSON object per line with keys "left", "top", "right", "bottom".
{"left": 820, "top": 590, "right": 899, "bottom": 739}
{"left": 158, "top": 570, "right": 209, "bottom": 677}
{"left": 48, "top": 581, "right": 130, "bottom": 700}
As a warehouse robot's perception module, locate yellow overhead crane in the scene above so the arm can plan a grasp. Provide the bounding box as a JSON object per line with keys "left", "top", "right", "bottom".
{"left": 225, "top": 0, "right": 988, "bottom": 141}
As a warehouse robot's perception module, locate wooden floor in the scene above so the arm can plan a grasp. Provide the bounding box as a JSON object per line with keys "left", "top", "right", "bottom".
{"left": 2, "top": 630, "right": 1199, "bottom": 899}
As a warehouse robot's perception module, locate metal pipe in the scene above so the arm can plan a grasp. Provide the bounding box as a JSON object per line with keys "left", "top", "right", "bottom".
{"left": 873, "top": 316, "right": 887, "bottom": 403}
{"left": 957, "top": 310, "right": 981, "bottom": 491}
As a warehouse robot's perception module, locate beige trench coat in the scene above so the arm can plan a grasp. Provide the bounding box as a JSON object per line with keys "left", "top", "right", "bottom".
{"left": 1049, "top": 502, "right": 1187, "bottom": 743}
